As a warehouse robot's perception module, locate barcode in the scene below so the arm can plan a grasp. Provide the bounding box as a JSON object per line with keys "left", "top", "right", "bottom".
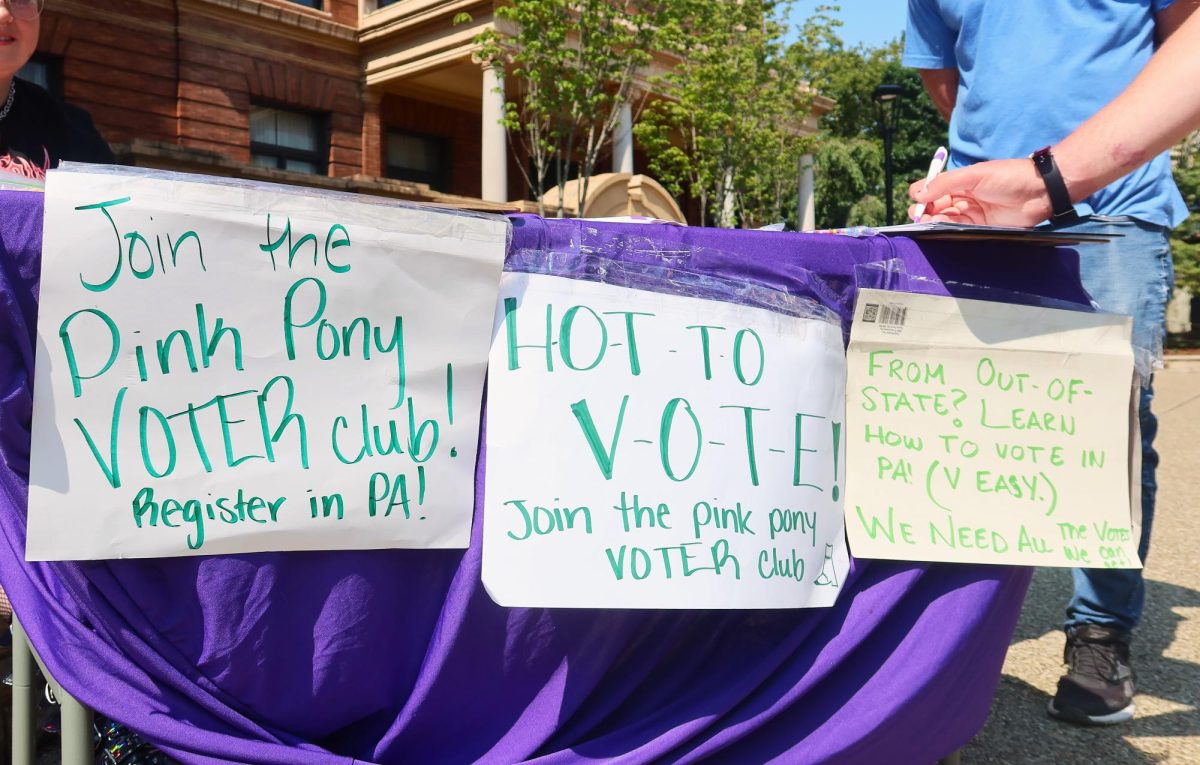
{"left": 862, "top": 303, "right": 880, "bottom": 322}
{"left": 879, "top": 304, "right": 907, "bottom": 327}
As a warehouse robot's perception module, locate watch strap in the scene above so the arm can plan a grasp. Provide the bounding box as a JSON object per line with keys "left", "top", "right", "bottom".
{"left": 1032, "top": 147, "right": 1079, "bottom": 225}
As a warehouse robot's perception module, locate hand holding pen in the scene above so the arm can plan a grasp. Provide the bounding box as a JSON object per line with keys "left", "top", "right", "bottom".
{"left": 910, "top": 146, "right": 948, "bottom": 222}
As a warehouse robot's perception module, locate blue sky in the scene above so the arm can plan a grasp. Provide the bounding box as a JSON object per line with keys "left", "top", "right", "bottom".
{"left": 787, "top": 2, "right": 908, "bottom": 49}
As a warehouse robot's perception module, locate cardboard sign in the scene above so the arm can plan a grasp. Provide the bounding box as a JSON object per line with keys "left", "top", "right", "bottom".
{"left": 844, "top": 289, "right": 1140, "bottom": 568}
{"left": 27, "top": 169, "right": 507, "bottom": 559}
{"left": 482, "top": 273, "right": 850, "bottom": 609}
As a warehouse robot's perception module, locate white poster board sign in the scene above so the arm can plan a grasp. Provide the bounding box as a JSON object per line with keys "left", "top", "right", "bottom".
{"left": 482, "top": 273, "right": 850, "bottom": 609}
{"left": 28, "top": 169, "right": 508, "bottom": 559}
{"left": 844, "top": 289, "right": 1140, "bottom": 568}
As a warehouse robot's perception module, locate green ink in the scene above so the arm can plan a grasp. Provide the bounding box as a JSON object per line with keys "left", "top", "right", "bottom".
{"left": 685, "top": 324, "right": 725, "bottom": 380}
{"left": 601, "top": 310, "right": 653, "bottom": 375}
{"left": 505, "top": 498, "right": 593, "bottom": 540}
{"left": 867, "top": 349, "right": 946, "bottom": 384}
{"left": 923, "top": 459, "right": 956, "bottom": 513}
{"left": 721, "top": 405, "right": 768, "bottom": 486}
{"left": 309, "top": 492, "right": 344, "bottom": 519}
{"left": 330, "top": 415, "right": 366, "bottom": 465}
{"left": 171, "top": 399, "right": 213, "bottom": 473}
{"left": 569, "top": 396, "right": 628, "bottom": 480}
{"left": 195, "top": 304, "right": 243, "bottom": 371}
{"left": 977, "top": 356, "right": 1029, "bottom": 392}
{"left": 503, "top": 297, "right": 555, "bottom": 372}
{"left": 283, "top": 277, "right": 327, "bottom": 360}
{"left": 74, "top": 196, "right": 131, "bottom": 292}
{"left": 928, "top": 515, "right": 1010, "bottom": 553}
{"left": 282, "top": 277, "right": 406, "bottom": 408}
{"left": 125, "top": 230, "right": 156, "bottom": 280}
{"left": 613, "top": 492, "right": 671, "bottom": 532}
{"left": 74, "top": 386, "right": 127, "bottom": 488}
{"left": 324, "top": 223, "right": 351, "bottom": 273}
{"left": 733, "top": 328, "right": 764, "bottom": 386}
{"left": 256, "top": 375, "right": 310, "bottom": 468}
{"left": 560, "top": 305, "right": 607, "bottom": 370}
{"left": 59, "top": 307, "right": 121, "bottom": 398}
{"left": 367, "top": 472, "right": 411, "bottom": 518}
{"left": 659, "top": 397, "right": 701, "bottom": 481}
{"left": 793, "top": 412, "right": 825, "bottom": 490}
{"left": 1046, "top": 377, "right": 1089, "bottom": 404}
{"left": 692, "top": 500, "right": 754, "bottom": 538}
{"left": 372, "top": 408, "right": 405, "bottom": 457}
{"left": 854, "top": 505, "right": 897, "bottom": 542}
{"left": 289, "top": 232, "right": 319, "bottom": 269}
{"left": 167, "top": 231, "right": 205, "bottom": 271}
{"left": 215, "top": 388, "right": 263, "bottom": 468}
{"left": 757, "top": 547, "right": 805, "bottom": 581}
{"left": 138, "top": 405, "right": 177, "bottom": 478}
{"left": 260, "top": 214, "right": 347, "bottom": 271}
{"left": 830, "top": 420, "right": 841, "bottom": 501}
{"left": 406, "top": 397, "right": 439, "bottom": 463}
{"left": 135, "top": 344, "right": 149, "bottom": 382}
{"left": 156, "top": 328, "right": 200, "bottom": 374}
{"left": 768, "top": 507, "right": 816, "bottom": 543}
{"left": 132, "top": 487, "right": 285, "bottom": 551}
{"left": 864, "top": 424, "right": 924, "bottom": 451}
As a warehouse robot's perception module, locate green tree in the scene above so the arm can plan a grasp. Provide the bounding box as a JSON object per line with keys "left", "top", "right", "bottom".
{"left": 471, "top": 0, "right": 671, "bottom": 216}
{"left": 1171, "top": 134, "right": 1200, "bottom": 297}
{"left": 635, "top": 0, "right": 809, "bottom": 228}
{"left": 793, "top": 7, "right": 947, "bottom": 228}
{"left": 812, "top": 136, "right": 881, "bottom": 228}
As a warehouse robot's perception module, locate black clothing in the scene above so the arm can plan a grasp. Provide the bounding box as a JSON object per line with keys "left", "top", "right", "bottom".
{"left": 0, "top": 78, "right": 113, "bottom": 178}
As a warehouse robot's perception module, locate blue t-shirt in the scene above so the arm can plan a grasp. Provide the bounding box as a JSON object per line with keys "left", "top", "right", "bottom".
{"left": 904, "top": 0, "right": 1187, "bottom": 228}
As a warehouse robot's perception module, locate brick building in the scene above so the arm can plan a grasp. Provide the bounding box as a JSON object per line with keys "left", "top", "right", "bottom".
{"left": 21, "top": 0, "right": 825, "bottom": 223}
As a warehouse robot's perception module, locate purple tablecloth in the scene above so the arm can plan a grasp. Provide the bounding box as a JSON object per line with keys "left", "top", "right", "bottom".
{"left": 0, "top": 192, "right": 1090, "bottom": 764}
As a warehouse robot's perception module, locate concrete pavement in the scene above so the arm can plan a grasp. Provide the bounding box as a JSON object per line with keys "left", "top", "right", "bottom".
{"left": 962, "top": 360, "right": 1200, "bottom": 763}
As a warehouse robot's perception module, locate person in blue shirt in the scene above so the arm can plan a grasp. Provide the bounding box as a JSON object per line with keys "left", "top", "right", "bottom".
{"left": 905, "top": 0, "right": 1197, "bottom": 727}
{"left": 910, "top": 9, "right": 1200, "bottom": 229}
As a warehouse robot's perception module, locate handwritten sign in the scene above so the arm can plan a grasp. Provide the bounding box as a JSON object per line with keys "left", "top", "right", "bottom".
{"left": 482, "top": 273, "right": 849, "bottom": 609}
{"left": 844, "top": 289, "right": 1140, "bottom": 568}
{"left": 27, "top": 169, "right": 507, "bottom": 559}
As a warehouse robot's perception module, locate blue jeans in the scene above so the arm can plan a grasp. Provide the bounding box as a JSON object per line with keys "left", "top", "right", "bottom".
{"left": 1055, "top": 216, "right": 1174, "bottom": 638}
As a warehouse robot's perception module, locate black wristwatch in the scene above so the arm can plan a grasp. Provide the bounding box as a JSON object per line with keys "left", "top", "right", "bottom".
{"left": 1031, "top": 147, "right": 1079, "bottom": 225}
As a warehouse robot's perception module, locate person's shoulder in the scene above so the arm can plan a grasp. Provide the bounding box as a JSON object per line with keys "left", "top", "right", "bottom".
{"left": 11, "top": 77, "right": 57, "bottom": 113}
{"left": 13, "top": 79, "right": 115, "bottom": 165}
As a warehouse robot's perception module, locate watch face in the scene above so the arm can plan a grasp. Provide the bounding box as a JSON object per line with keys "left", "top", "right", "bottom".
{"left": 1032, "top": 147, "right": 1053, "bottom": 171}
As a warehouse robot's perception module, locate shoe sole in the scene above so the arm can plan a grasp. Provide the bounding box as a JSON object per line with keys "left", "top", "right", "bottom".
{"left": 1047, "top": 699, "right": 1135, "bottom": 726}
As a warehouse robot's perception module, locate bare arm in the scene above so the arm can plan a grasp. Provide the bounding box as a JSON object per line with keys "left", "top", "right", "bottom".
{"left": 910, "top": 10, "right": 1200, "bottom": 226}
{"left": 918, "top": 69, "right": 958, "bottom": 122}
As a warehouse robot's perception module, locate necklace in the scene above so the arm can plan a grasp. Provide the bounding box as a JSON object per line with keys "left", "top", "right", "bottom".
{"left": 0, "top": 82, "right": 14, "bottom": 122}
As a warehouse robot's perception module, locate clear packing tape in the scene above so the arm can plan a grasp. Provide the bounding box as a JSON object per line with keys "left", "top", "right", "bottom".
{"left": 506, "top": 244, "right": 842, "bottom": 326}
{"left": 852, "top": 259, "right": 1159, "bottom": 386}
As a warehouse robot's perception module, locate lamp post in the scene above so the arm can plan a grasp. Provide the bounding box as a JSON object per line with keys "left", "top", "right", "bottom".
{"left": 873, "top": 83, "right": 904, "bottom": 225}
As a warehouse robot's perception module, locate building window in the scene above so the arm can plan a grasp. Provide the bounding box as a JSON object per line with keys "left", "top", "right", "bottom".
{"left": 250, "top": 106, "right": 327, "bottom": 175}
{"left": 16, "top": 54, "right": 62, "bottom": 98}
{"left": 386, "top": 131, "right": 449, "bottom": 190}
{"left": 286, "top": 0, "right": 322, "bottom": 8}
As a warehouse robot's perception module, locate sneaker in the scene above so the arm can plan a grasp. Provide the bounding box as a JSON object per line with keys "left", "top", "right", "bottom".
{"left": 1047, "top": 624, "right": 1136, "bottom": 725}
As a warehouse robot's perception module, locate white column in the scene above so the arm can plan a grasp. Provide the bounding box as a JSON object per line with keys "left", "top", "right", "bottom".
{"left": 612, "top": 101, "right": 634, "bottom": 174}
{"left": 481, "top": 66, "right": 508, "bottom": 202}
{"left": 720, "top": 168, "right": 736, "bottom": 228}
{"left": 798, "top": 153, "right": 816, "bottom": 231}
